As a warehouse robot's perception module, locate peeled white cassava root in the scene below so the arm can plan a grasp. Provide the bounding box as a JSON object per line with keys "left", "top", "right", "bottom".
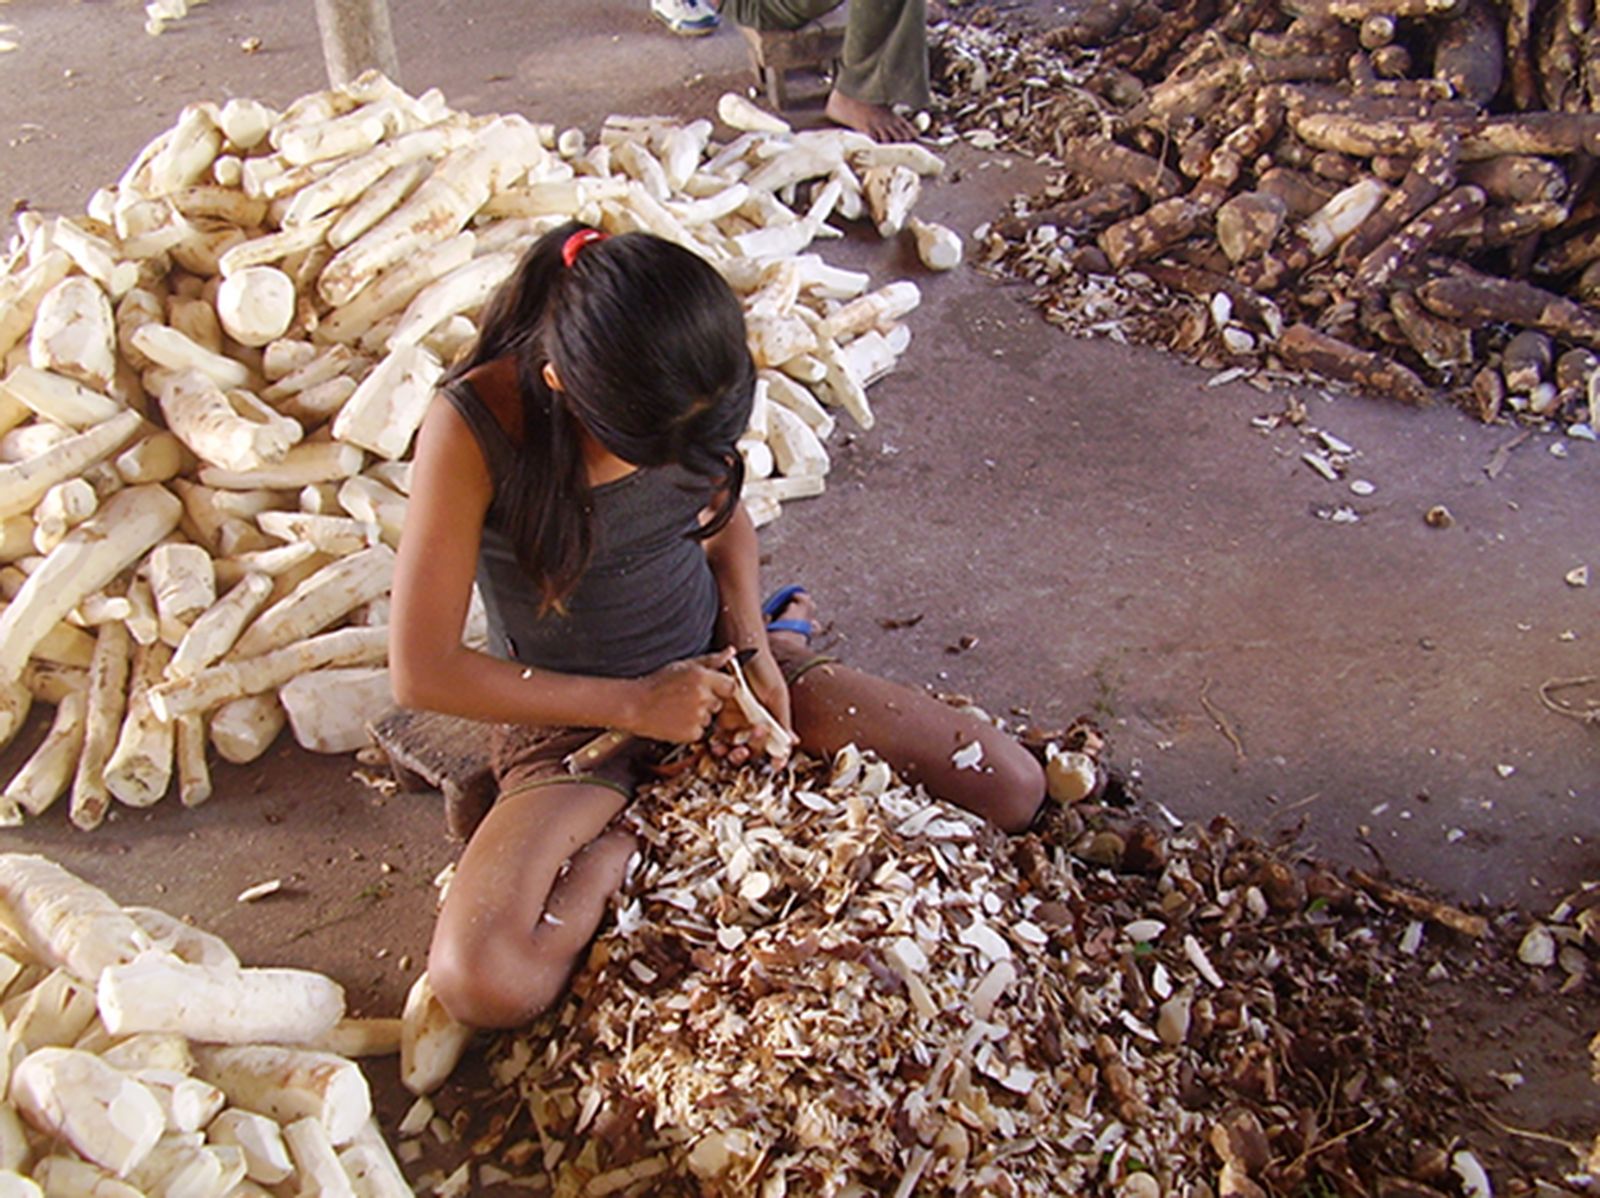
{"left": 148, "top": 625, "right": 389, "bottom": 720}
{"left": 717, "top": 92, "right": 791, "bottom": 135}
{"left": 123, "top": 904, "right": 238, "bottom": 968}
{"left": 31, "top": 277, "right": 118, "bottom": 393}
{"left": 399, "top": 971, "right": 473, "bottom": 1096}
{"left": 338, "top": 1131, "right": 415, "bottom": 1198}
{"left": 194, "top": 1045, "right": 372, "bottom": 1145}
{"left": 909, "top": 218, "right": 964, "bottom": 271}
{"left": 0, "top": 486, "right": 180, "bottom": 692}
{"left": 97, "top": 955, "right": 345, "bottom": 1044}
{"left": 0, "top": 408, "right": 143, "bottom": 522}
{"left": 158, "top": 370, "right": 303, "bottom": 472}
{"left": 1302, "top": 178, "right": 1389, "bottom": 258}
{"left": 0, "top": 72, "right": 944, "bottom": 816}
{"left": 10, "top": 1047, "right": 165, "bottom": 1176}
{"left": 29, "top": 1157, "right": 146, "bottom": 1198}
{"left": 207, "top": 1109, "right": 294, "bottom": 1185}
{"left": 279, "top": 666, "right": 391, "bottom": 753}
{"left": 1, "top": 688, "right": 86, "bottom": 822}
{"left": 0, "top": 366, "right": 121, "bottom": 430}
{"left": 215, "top": 266, "right": 296, "bottom": 347}
{"left": 0, "top": 854, "right": 152, "bottom": 982}
{"left": 311, "top": 1018, "right": 404, "bottom": 1059}
{"left": 283, "top": 1116, "right": 355, "bottom": 1197}
{"left": 71, "top": 619, "right": 132, "bottom": 832}
{"left": 209, "top": 691, "right": 289, "bottom": 764}
{"left": 101, "top": 639, "right": 175, "bottom": 808}
{"left": 864, "top": 164, "right": 922, "bottom": 237}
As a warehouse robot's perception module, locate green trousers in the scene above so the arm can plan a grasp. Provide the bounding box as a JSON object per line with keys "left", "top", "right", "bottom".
{"left": 721, "top": 0, "right": 930, "bottom": 110}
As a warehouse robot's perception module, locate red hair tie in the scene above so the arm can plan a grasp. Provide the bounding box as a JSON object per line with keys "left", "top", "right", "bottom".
{"left": 561, "top": 229, "right": 608, "bottom": 268}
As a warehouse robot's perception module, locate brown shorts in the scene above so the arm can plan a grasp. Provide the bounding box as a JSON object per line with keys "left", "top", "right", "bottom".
{"left": 489, "top": 724, "right": 654, "bottom": 805}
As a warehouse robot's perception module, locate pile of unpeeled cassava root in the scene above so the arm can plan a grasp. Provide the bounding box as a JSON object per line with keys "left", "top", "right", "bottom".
{"left": 0, "top": 73, "right": 962, "bottom": 829}
{"left": 931, "top": 0, "right": 1600, "bottom": 433}
{"left": 0, "top": 852, "right": 427, "bottom": 1195}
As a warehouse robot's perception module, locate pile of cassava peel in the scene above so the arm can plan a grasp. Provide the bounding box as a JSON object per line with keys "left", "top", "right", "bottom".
{"left": 409, "top": 740, "right": 1600, "bottom": 1196}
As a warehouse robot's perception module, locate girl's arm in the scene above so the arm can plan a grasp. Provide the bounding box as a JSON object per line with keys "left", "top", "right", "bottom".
{"left": 389, "top": 396, "right": 732, "bottom": 742}
{"left": 702, "top": 501, "right": 767, "bottom": 656}
{"left": 702, "top": 501, "right": 792, "bottom": 741}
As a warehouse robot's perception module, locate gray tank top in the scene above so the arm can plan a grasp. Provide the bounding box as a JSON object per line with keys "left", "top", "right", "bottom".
{"left": 441, "top": 379, "right": 720, "bottom": 678}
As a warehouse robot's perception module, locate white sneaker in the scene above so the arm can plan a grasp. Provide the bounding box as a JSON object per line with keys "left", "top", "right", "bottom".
{"left": 652, "top": 0, "right": 720, "bottom": 36}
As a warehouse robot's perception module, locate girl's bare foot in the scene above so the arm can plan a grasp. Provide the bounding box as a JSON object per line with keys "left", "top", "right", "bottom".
{"left": 825, "top": 90, "right": 918, "bottom": 143}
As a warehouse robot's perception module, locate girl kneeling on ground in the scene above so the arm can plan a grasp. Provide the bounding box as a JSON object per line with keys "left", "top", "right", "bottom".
{"left": 388, "top": 222, "right": 1046, "bottom": 1028}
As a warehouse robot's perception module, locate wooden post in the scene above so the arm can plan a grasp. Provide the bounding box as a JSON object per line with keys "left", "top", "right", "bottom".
{"left": 312, "top": 0, "right": 399, "bottom": 87}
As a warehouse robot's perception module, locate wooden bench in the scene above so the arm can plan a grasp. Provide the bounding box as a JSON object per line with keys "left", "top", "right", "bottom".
{"left": 370, "top": 707, "right": 497, "bottom": 841}
{"left": 737, "top": 11, "right": 847, "bottom": 110}
{"left": 369, "top": 710, "right": 638, "bottom": 841}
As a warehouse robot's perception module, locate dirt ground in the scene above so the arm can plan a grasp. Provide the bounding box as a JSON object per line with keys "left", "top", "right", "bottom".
{"left": 1, "top": 0, "right": 1598, "bottom": 1185}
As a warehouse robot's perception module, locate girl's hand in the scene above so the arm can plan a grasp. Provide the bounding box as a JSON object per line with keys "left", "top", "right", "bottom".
{"left": 629, "top": 650, "right": 737, "bottom": 743}
{"left": 712, "top": 647, "right": 793, "bottom": 765}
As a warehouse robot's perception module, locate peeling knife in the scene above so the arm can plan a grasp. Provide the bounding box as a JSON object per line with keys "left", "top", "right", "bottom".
{"left": 563, "top": 648, "right": 758, "bottom": 774}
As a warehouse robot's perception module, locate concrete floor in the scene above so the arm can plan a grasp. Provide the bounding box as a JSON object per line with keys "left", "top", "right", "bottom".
{"left": 2, "top": 0, "right": 1598, "bottom": 1175}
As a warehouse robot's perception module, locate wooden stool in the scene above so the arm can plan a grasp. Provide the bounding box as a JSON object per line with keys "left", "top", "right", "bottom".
{"left": 369, "top": 707, "right": 497, "bottom": 841}
{"left": 737, "top": 12, "right": 846, "bottom": 111}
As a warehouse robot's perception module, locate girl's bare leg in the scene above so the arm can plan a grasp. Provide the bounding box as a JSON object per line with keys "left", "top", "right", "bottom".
{"left": 428, "top": 782, "right": 638, "bottom": 1028}
{"left": 771, "top": 592, "right": 1046, "bottom": 832}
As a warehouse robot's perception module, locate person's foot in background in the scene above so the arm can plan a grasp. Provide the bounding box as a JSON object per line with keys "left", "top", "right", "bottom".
{"left": 652, "top": 0, "right": 721, "bottom": 35}
{"left": 825, "top": 90, "right": 918, "bottom": 142}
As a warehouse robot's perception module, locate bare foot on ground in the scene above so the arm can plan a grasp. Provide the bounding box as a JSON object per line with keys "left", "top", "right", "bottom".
{"left": 825, "top": 90, "right": 918, "bottom": 142}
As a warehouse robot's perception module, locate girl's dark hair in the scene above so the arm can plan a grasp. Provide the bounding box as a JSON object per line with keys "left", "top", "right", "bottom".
{"left": 445, "top": 222, "right": 755, "bottom": 612}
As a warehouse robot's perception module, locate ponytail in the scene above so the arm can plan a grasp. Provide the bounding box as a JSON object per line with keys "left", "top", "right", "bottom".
{"left": 444, "top": 223, "right": 594, "bottom": 613}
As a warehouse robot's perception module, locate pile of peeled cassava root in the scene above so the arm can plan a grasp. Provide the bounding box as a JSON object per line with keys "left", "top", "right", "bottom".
{"left": 0, "top": 72, "right": 963, "bottom": 828}
{"left": 0, "top": 850, "right": 452, "bottom": 1196}
{"left": 433, "top": 740, "right": 1541, "bottom": 1197}
{"left": 934, "top": 0, "right": 1600, "bottom": 431}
